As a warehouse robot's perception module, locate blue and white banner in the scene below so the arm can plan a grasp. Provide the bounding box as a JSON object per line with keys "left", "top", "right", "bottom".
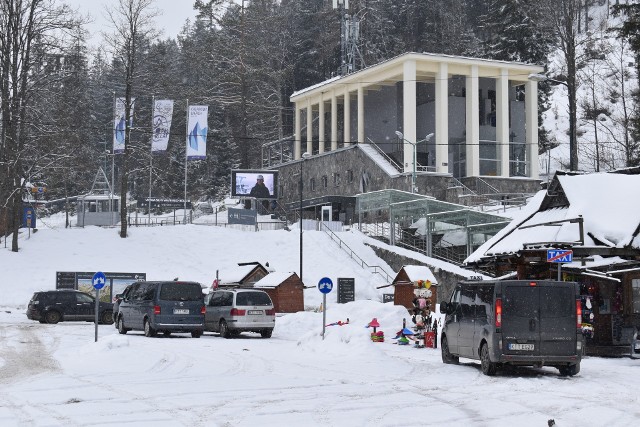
{"left": 152, "top": 99, "right": 174, "bottom": 152}
{"left": 113, "top": 97, "right": 135, "bottom": 154}
{"left": 186, "top": 105, "right": 208, "bottom": 160}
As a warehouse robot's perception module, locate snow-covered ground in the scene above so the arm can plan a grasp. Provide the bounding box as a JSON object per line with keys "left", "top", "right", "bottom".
{"left": 1, "top": 214, "right": 639, "bottom": 426}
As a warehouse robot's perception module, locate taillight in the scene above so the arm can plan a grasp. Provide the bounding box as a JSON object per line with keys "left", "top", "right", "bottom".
{"left": 200, "top": 306, "right": 206, "bottom": 315}
{"left": 529, "top": 281, "right": 537, "bottom": 287}
{"left": 495, "top": 298, "right": 502, "bottom": 328}
{"left": 265, "top": 308, "right": 276, "bottom": 316}
{"left": 230, "top": 308, "right": 246, "bottom": 316}
{"left": 576, "top": 299, "right": 582, "bottom": 328}
{"left": 154, "top": 305, "right": 161, "bottom": 315}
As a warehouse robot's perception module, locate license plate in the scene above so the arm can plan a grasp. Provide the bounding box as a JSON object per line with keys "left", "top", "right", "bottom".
{"left": 509, "top": 343, "right": 534, "bottom": 351}
{"left": 248, "top": 310, "right": 262, "bottom": 315}
{"left": 173, "top": 309, "right": 189, "bottom": 314}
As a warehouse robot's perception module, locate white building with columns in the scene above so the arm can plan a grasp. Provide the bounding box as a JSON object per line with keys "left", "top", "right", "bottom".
{"left": 289, "top": 52, "right": 544, "bottom": 182}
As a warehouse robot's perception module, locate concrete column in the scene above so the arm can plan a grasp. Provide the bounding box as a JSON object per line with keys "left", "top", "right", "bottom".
{"left": 294, "top": 103, "right": 301, "bottom": 160}
{"left": 344, "top": 86, "right": 351, "bottom": 146}
{"left": 526, "top": 80, "right": 539, "bottom": 178}
{"left": 331, "top": 93, "right": 338, "bottom": 151}
{"left": 403, "top": 60, "right": 417, "bottom": 174}
{"left": 319, "top": 95, "right": 325, "bottom": 154}
{"left": 465, "top": 65, "right": 480, "bottom": 177}
{"left": 435, "top": 62, "right": 449, "bottom": 174}
{"left": 357, "top": 84, "right": 365, "bottom": 144}
{"left": 496, "top": 68, "right": 510, "bottom": 177}
{"left": 306, "top": 100, "right": 313, "bottom": 155}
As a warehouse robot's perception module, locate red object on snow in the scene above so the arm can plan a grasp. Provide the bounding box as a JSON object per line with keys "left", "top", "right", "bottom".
{"left": 368, "top": 318, "right": 380, "bottom": 328}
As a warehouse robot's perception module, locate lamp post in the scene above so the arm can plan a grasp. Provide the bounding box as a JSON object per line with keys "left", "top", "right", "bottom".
{"left": 529, "top": 73, "right": 577, "bottom": 172}
{"left": 395, "top": 131, "right": 432, "bottom": 193}
{"left": 299, "top": 152, "right": 311, "bottom": 283}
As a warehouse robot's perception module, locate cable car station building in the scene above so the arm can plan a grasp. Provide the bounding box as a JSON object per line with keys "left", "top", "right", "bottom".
{"left": 264, "top": 52, "right": 544, "bottom": 225}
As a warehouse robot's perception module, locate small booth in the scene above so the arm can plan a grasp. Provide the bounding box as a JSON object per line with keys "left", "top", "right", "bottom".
{"left": 391, "top": 265, "right": 439, "bottom": 311}
{"left": 77, "top": 168, "right": 119, "bottom": 227}
{"left": 253, "top": 271, "right": 305, "bottom": 313}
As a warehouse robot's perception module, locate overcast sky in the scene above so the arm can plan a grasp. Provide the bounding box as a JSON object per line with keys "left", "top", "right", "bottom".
{"left": 64, "top": 0, "right": 198, "bottom": 49}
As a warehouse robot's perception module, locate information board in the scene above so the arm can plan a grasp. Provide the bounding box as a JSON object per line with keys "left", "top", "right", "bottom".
{"left": 337, "top": 278, "right": 355, "bottom": 304}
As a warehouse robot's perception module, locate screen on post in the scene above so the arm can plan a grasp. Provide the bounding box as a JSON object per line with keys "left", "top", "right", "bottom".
{"left": 231, "top": 170, "right": 278, "bottom": 199}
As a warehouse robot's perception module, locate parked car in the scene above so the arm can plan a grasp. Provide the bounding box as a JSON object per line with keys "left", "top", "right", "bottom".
{"left": 115, "top": 281, "right": 205, "bottom": 338}
{"left": 112, "top": 284, "right": 134, "bottom": 328}
{"left": 439, "top": 279, "right": 583, "bottom": 376}
{"left": 204, "top": 288, "right": 275, "bottom": 338}
{"left": 27, "top": 290, "right": 114, "bottom": 325}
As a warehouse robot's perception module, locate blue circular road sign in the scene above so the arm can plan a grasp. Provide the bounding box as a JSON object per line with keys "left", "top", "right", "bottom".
{"left": 318, "top": 277, "right": 333, "bottom": 294}
{"left": 92, "top": 271, "right": 106, "bottom": 290}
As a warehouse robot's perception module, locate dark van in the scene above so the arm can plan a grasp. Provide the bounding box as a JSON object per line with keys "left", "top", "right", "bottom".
{"left": 115, "top": 281, "right": 205, "bottom": 338}
{"left": 439, "top": 280, "right": 583, "bottom": 376}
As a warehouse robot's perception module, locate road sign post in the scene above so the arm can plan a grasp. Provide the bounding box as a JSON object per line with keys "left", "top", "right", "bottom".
{"left": 547, "top": 249, "right": 573, "bottom": 282}
{"left": 92, "top": 271, "right": 106, "bottom": 342}
{"left": 318, "top": 277, "right": 333, "bottom": 340}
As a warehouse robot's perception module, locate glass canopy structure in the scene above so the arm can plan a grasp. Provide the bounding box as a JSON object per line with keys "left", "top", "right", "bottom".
{"left": 356, "top": 189, "right": 510, "bottom": 264}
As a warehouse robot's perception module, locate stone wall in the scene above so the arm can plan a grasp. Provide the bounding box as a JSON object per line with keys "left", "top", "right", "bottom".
{"left": 367, "top": 244, "right": 467, "bottom": 303}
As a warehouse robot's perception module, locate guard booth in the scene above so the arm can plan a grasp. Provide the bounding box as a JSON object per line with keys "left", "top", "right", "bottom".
{"left": 77, "top": 168, "right": 119, "bottom": 227}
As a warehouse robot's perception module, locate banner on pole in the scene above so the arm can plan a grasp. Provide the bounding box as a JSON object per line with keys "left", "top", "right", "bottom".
{"left": 152, "top": 100, "right": 174, "bottom": 152}
{"left": 113, "top": 97, "right": 135, "bottom": 154}
{"left": 186, "top": 105, "right": 208, "bottom": 160}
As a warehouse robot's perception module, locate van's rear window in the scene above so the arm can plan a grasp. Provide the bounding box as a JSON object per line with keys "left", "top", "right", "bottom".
{"left": 540, "top": 287, "right": 574, "bottom": 318}
{"left": 236, "top": 292, "right": 272, "bottom": 306}
{"left": 159, "top": 283, "right": 203, "bottom": 301}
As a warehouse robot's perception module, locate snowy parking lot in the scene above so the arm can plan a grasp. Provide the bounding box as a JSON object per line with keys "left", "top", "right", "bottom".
{"left": 1, "top": 301, "right": 639, "bottom": 427}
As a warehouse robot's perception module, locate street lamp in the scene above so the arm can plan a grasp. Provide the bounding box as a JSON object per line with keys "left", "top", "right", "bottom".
{"left": 299, "top": 151, "right": 311, "bottom": 283}
{"left": 395, "top": 131, "right": 432, "bottom": 193}
{"left": 529, "top": 73, "right": 577, "bottom": 172}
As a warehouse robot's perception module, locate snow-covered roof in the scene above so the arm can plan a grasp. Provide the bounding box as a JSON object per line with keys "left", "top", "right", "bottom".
{"left": 399, "top": 265, "right": 438, "bottom": 285}
{"left": 253, "top": 272, "right": 298, "bottom": 288}
{"left": 466, "top": 172, "right": 640, "bottom": 263}
{"left": 219, "top": 265, "right": 261, "bottom": 284}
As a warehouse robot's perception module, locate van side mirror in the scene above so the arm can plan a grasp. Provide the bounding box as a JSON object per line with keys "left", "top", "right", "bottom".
{"left": 115, "top": 293, "right": 123, "bottom": 301}
{"left": 440, "top": 302, "right": 448, "bottom": 314}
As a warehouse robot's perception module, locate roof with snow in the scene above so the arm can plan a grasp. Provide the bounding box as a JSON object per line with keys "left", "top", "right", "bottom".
{"left": 253, "top": 272, "right": 298, "bottom": 288}
{"left": 218, "top": 263, "right": 268, "bottom": 285}
{"left": 394, "top": 265, "right": 438, "bottom": 285}
{"left": 466, "top": 171, "right": 640, "bottom": 264}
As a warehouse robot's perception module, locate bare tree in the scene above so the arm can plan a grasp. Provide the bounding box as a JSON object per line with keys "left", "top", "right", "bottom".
{"left": 0, "top": 0, "right": 80, "bottom": 251}
{"left": 103, "top": 0, "right": 159, "bottom": 238}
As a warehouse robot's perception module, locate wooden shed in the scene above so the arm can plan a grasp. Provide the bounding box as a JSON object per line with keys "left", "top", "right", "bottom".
{"left": 216, "top": 262, "right": 269, "bottom": 289}
{"left": 391, "top": 265, "right": 438, "bottom": 311}
{"left": 254, "top": 272, "right": 304, "bottom": 313}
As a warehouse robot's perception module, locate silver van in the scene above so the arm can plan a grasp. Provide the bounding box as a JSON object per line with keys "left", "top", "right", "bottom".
{"left": 204, "top": 289, "right": 275, "bottom": 338}
{"left": 439, "top": 280, "right": 583, "bottom": 376}
{"left": 115, "top": 281, "right": 205, "bottom": 338}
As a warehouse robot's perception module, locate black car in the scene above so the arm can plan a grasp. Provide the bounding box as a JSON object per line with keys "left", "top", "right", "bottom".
{"left": 27, "top": 290, "right": 114, "bottom": 325}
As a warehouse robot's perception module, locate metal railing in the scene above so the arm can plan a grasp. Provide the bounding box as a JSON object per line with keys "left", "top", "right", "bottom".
{"left": 364, "top": 139, "right": 404, "bottom": 173}
{"left": 319, "top": 221, "right": 394, "bottom": 283}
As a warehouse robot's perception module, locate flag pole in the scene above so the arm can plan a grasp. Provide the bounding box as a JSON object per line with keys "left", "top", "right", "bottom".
{"left": 149, "top": 95, "right": 154, "bottom": 226}
{"left": 184, "top": 99, "right": 189, "bottom": 224}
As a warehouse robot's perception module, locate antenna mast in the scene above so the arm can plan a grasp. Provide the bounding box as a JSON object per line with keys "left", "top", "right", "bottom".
{"left": 333, "top": 0, "right": 363, "bottom": 76}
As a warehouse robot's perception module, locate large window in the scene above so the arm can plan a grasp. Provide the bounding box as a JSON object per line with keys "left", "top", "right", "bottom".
{"left": 633, "top": 279, "right": 640, "bottom": 313}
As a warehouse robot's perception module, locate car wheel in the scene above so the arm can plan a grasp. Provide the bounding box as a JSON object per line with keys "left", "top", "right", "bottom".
{"left": 144, "top": 319, "right": 156, "bottom": 337}
{"left": 38, "top": 319, "right": 47, "bottom": 324}
{"left": 117, "top": 317, "right": 128, "bottom": 334}
{"left": 45, "top": 310, "right": 61, "bottom": 324}
{"left": 191, "top": 330, "right": 202, "bottom": 338}
{"left": 441, "top": 335, "right": 459, "bottom": 364}
{"left": 101, "top": 310, "right": 114, "bottom": 325}
{"left": 480, "top": 343, "right": 497, "bottom": 376}
{"left": 220, "top": 320, "right": 231, "bottom": 338}
{"left": 558, "top": 363, "right": 580, "bottom": 377}
{"left": 260, "top": 329, "right": 273, "bottom": 338}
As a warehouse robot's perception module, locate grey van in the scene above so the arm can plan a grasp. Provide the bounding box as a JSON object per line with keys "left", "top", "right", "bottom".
{"left": 115, "top": 281, "right": 205, "bottom": 338}
{"left": 204, "top": 289, "right": 275, "bottom": 338}
{"left": 439, "top": 280, "right": 583, "bottom": 376}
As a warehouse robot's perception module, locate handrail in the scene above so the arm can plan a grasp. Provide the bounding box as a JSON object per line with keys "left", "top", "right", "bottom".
{"left": 365, "top": 138, "right": 404, "bottom": 173}
{"left": 319, "top": 221, "right": 394, "bottom": 283}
